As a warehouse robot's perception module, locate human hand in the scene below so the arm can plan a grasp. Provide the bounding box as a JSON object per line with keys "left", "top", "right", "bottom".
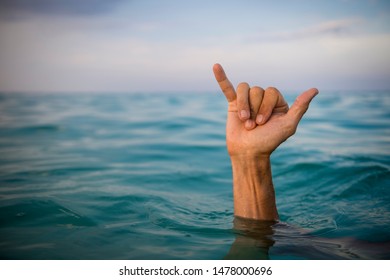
{"left": 213, "top": 63, "right": 318, "bottom": 158}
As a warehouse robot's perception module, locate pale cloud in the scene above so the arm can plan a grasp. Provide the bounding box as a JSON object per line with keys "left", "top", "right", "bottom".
{"left": 294, "top": 18, "right": 364, "bottom": 37}
{"left": 0, "top": 1, "right": 389, "bottom": 92}
{"left": 250, "top": 18, "right": 365, "bottom": 42}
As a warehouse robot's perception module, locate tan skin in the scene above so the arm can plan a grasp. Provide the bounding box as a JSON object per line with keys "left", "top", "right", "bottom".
{"left": 213, "top": 63, "right": 319, "bottom": 221}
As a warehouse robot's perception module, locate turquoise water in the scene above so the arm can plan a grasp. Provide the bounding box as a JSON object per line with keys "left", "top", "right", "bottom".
{"left": 0, "top": 91, "right": 389, "bottom": 259}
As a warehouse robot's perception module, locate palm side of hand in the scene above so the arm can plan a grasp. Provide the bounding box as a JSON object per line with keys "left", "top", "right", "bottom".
{"left": 226, "top": 110, "right": 294, "bottom": 157}
{"left": 213, "top": 63, "right": 318, "bottom": 157}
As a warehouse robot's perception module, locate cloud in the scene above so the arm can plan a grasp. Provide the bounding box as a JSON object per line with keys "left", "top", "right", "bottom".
{"left": 0, "top": 0, "right": 126, "bottom": 20}
{"left": 251, "top": 18, "right": 364, "bottom": 42}
{"left": 297, "top": 18, "right": 364, "bottom": 37}
{"left": 0, "top": 1, "right": 388, "bottom": 93}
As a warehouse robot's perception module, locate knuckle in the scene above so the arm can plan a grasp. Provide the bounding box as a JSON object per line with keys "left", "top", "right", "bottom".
{"left": 237, "top": 82, "right": 249, "bottom": 91}
{"left": 265, "top": 86, "right": 279, "bottom": 94}
{"left": 250, "top": 86, "right": 264, "bottom": 95}
{"left": 221, "top": 84, "right": 232, "bottom": 94}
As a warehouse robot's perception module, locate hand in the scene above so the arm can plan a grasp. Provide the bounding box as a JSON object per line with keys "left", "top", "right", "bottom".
{"left": 213, "top": 63, "right": 318, "bottom": 158}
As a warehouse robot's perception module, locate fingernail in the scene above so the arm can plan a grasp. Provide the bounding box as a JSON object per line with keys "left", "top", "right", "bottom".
{"left": 256, "top": 114, "right": 263, "bottom": 124}
{"left": 240, "top": 110, "right": 249, "bottom": 119}
{"left": 245, "top": 119, "right": 254, "bottom": 129}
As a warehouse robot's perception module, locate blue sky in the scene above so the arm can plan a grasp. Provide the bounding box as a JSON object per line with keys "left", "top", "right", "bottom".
{"left": 0, "top": 0, "right": 389, "bottom": 93}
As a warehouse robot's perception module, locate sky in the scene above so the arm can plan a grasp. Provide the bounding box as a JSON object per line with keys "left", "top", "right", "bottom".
{"left": 0, "top": 0, "right": 389, "bottom": 93}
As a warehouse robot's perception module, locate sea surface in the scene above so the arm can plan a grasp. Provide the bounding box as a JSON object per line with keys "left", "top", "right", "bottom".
{"left": 0, "top": 90, "right": 389, "bottom": 259}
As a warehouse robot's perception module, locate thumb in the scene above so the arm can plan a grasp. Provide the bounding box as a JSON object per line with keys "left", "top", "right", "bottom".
{"left": 287, "top": 88, "right": 319, "bottom": 125}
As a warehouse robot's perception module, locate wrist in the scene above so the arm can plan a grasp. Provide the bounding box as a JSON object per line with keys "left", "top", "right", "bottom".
{"left": 230, "top": 153, "right": 270, "bottom": 165}
{"left": 230, "top": 155, "right": 279, "bottom": 221}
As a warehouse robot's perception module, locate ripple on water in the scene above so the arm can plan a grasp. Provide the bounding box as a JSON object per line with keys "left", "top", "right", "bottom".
{"left": 0, "top": 91, "right": 389, "bottom": 259}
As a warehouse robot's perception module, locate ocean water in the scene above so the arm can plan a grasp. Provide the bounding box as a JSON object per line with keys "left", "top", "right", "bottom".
{"left": 0, "top": 90, "right": 389, "bottom": 260}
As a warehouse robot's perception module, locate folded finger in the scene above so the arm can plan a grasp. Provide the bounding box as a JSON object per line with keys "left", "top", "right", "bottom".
{"left": 245, "top": 86, "right": 264, "bottom": 130}
{"left": 236, "top": 82, "right": 250, "bottom": 121}
{"left": 257, "top": 87, "right": 288, "bottom": 125}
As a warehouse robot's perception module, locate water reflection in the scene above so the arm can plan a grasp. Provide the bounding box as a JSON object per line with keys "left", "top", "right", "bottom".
{"left": 225, "top": 218, "right": 276, "bottom": 260}
{"left": 226, "top": 217, "right": 390, "bottom": 260}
